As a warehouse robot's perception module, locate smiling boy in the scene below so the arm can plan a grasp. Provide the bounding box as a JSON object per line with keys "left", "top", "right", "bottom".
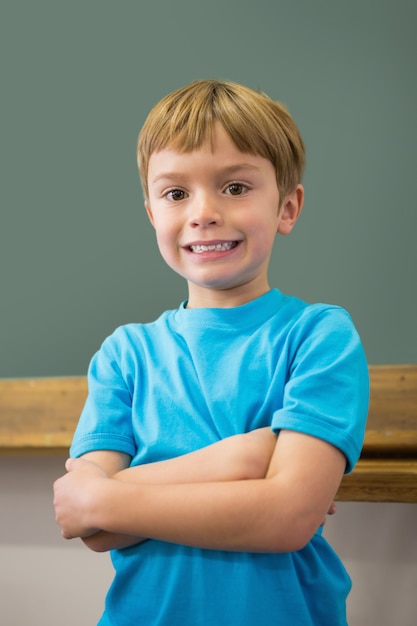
{"left": 54, "top": 80, "right": 369, "bottom": 625}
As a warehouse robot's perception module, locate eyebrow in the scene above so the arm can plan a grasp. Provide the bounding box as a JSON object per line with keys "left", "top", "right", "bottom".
{"left": 151, "top": 163, "right": 263, "bottom": 185}
{"left": 219, "top": 164, "right": 263, "bottom": 176}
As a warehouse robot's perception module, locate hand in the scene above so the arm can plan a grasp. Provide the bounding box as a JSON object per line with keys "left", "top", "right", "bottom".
{"left": 320, "top": 502, "right": 337, "bottom": 527}
{"left": 53, "top": 457, "right": 108, "bottom": 540}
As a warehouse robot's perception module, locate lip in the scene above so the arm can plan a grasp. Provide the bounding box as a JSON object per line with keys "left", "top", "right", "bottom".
{"left": 183, "top": 239, "right": 239, "bottom": 248}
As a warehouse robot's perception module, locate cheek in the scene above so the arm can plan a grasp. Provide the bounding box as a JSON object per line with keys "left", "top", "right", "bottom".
{"left": 246, "top": 213, "right": 279, "bottom": 241}
{"left": 152, "top": 216, "right": 172, "bottom": 241}
{"left": 153, "top": 223, "right": 181, "bottom": 265}
{"left": 248, "top": 217, "right": 279, "bottom": 259}
{"left": 155, "top": 228, "right": 172, "bottom": 252}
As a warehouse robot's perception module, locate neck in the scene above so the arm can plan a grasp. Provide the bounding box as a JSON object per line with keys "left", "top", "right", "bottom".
{"left": 186, "top": 282, "right": 272, "bottom": 309}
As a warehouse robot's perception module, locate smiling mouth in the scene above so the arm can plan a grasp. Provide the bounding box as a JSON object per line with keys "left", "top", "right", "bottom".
{"left": 188, "top": 241, "right": 238, "bottom": 253}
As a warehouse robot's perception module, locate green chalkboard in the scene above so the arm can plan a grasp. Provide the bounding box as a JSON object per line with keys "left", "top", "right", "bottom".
{"left": 1, "top": 1, "right": 416, "bottom": 376}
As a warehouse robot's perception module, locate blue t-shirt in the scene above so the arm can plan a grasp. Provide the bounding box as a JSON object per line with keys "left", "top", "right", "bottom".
{"left": 71, "top": 289, "right": 369, "bottom": 626}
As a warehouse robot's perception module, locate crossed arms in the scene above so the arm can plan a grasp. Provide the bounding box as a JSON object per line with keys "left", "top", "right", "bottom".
{"left": 53, "top": 427, "right": 344, "bottom": 553}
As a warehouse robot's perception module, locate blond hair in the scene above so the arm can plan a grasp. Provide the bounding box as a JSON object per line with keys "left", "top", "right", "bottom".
{"left": 137, "top": 79, "right": 305, "bottom": 202}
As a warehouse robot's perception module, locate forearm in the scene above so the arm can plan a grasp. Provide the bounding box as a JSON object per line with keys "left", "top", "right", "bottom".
{"left": 82, "top": 428, "right": 277, "bottom": 552}
{"left": 86, "top": 476, "right": 301, "bottom": 553}
{"left": 76, "top": 433, "right": 345, "bottom": 553}
{"left": 114, "top": 428, "right": 277, "bottom": 485}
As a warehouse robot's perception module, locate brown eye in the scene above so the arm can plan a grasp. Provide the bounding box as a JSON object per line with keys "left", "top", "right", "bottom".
{"left": 226, "top": 183, "right": 245, "bottom": 196}
{"left": 167, "top": 189, "right": 186, "bottom": 201}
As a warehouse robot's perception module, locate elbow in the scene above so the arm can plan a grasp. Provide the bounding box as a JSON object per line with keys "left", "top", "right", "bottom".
{"left": 260, "top": 476, "right": 329, "bottom": 552}
{"left": 82, "top": 535, "right": 111, "bottom": 553}
{"left": 261, "top": 507, "right": 320, "bottom": 554}
{"left": 284, "top": 526, "right": 317, "bottom": 552}
{"left": 284, "top": 509, "right": 322, "bottom": 552}
{"left": 268, "top": 527, "right": 317, "bottom": 553}
{"left": 265, "top": 531, "right": 313, "bottom": 554}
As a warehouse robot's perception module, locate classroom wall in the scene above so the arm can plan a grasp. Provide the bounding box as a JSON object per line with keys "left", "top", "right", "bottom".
{"left": 1, "top": 1, "right": 416, "bottom": 624}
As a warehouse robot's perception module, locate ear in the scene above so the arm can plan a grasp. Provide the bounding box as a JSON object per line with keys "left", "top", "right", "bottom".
{"left": 277, "top": 184, "right": 304, "bottom": 236}
{"left": 145, "top": 201, "right": 155, "bottom": 227}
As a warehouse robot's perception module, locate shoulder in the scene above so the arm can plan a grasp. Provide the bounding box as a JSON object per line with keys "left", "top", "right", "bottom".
{"left": 296, "top": 303, "right": 362, "bottom": 352}
{"left": 274, "top": 293, "right": 368, "bottom": 384}
{"left": 294, "top": 302, "right": 358, "bottom": 338}
{"left": 86, "top": 308, "right": 179, "bottom": 383}
{"left": 101, "top": 308, "right": 177, "bottom": 353}
{"left": 273, "top": 291, "right": 359, "bottom": 341}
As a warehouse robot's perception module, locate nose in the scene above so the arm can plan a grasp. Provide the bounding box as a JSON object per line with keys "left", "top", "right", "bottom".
{"left": 189, "top": 191, "right": 223, "bottom": 227}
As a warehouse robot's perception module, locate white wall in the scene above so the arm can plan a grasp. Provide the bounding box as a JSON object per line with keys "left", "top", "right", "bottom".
{"left": 1, "top": 455, "right": 416, "bottom": 625}
{"left": 1, "top": 456, "right": 113, "bottom": 625}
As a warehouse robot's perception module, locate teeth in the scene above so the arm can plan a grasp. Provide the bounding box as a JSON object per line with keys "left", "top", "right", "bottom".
{"left": 190, "top": 242, "right": 236, "bottom": 253}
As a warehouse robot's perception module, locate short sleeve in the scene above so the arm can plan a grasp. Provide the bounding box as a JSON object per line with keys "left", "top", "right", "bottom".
{"left": 70, "top": 330, "right": 137, "bottom": 459}
{"left": 271, "top": 306, "right": 369, "bottom": 473}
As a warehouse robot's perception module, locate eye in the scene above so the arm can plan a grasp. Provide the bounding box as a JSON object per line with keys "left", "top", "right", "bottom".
{"left": 166, "top": 189, "right": 187, "bottom": 202}
{"left": 225, "top": 182, "right": 247, "bottom": 196}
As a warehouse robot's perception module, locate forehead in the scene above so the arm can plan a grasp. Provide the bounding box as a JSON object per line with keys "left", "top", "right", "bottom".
{"left": 148, "top": 124, "right": 269, "bottom": 181}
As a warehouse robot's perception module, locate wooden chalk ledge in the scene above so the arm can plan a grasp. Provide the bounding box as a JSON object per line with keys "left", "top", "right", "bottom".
{"left": 0, "top": 365, "right": 416, "bottom": 502}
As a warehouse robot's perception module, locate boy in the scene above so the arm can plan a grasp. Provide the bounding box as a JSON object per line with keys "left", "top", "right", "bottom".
{"left": 54, "top": 79, "right": 369, "bottom": 625}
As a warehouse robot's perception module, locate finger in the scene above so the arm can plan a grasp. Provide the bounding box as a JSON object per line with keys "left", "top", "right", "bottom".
{"left": 65, "top": 457, "right": 75, "bottom": 472}
{"left": 328, "top": 503, "right": 337, "bottom": 515}
{"left": 61, "top": 528, "right": 73, "bottom": 540}
{"left": 65, "top": 457, "right": 87, "bottom": 472}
